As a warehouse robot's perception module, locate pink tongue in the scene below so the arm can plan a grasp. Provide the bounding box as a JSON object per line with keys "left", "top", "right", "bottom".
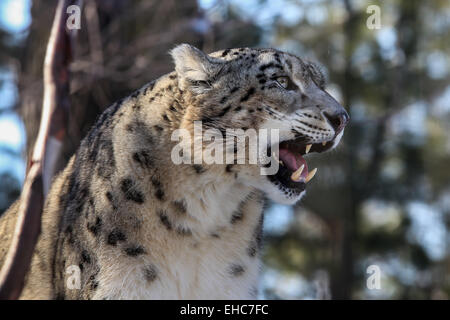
{"left": 279, "top": 148, "right": 309, "bottom": 178}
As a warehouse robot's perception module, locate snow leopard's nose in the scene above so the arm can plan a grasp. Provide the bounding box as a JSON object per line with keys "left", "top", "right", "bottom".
{"left": 324, "top": 110, "right": 349, "bottom": 134}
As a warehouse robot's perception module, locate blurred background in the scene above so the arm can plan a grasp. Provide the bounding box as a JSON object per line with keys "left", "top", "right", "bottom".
{"left": 0, "top": 0, "right": 449, "bottom": 299}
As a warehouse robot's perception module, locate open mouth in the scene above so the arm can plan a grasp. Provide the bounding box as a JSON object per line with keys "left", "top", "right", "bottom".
{"left": 268, "top": 138, "right": 335, "bottom": 193}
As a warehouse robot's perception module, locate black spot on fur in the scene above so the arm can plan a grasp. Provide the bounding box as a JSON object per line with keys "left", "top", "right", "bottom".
{"left": 105, "top": 191, "right": 117, "bottom": 210}
{"left": 67, "top": 231, "right": 75, "bottom": 246}
{"left": 226, "top": 164, "right": 234, "bottom": 173}
{"left": 85, "top": 198, "right": 94, "bottom": 219}
{"left": 72, "top": 187, "right": 89, "bottom": 213}
{"left": 176, "top": 227, "right": 192, "bottom": 236}
{"left": 229, "top": 264, "right": 245, "bottom": 277}
{"left": 211, "top": 233, "right": 220, "bottom": 238}
{"left": 131, "top": 90, "right": 140, "bottom": 98}
{"left": 247, "top": 214, "right": 264, "bottom": 257}
{"left": 120, "top": 178, "right": 145, "bottom": 204}
{"left": 247, "top": 245, "right": 256, "bottom": 257}
{"left": 144, "top": 265, "right": 158, "bottom": 282}
{"left": 154, "top": 125, "right": 163, "bottom": 132}
{"left": 88, "top": 217, "right": 102, "bottom": 236}
{"left": 55, "top": 293, "right": 65, "bottom": 300}
{"left": 193, "top": 164, "right": 205, "bottom": 174}
{"left": 201, "top": 115, "right": 214, "bottom": 124}
{"left": 129, "top": 121, "right": 153, "bottom": 145}
{"left": 105, "top": 191, "right": 113, "bottom": 202}
{"left": 132, "top": 150, "right": 153, "bottom": 168}
{"left": 107, "top": 229, "right": 127, "bottom": 246}
{"left": 220, "top": 96, "right": 228, "bottom": 104}
{"left": 274, "top": 55, "right": 281, "bottom": 64}
{"left": 230, "top": 87, "right": 239, "bottom": 93}
{"left": 132, "top": 103, "right": 141, "bottom": 112}
{"left": 173, "top": 200, "right": 187, "bottom": 214}
{"left": 81, "top": 250, "right": 91, "bottom": 264}
{"left": 91, "top": 280, "right": 99, "bottom": 290}
{"left": 259, "top": 63, "right": 275, "bottom": 71}
{"left": 151, "top": 177, "right": 161, "bottom": 188}
{"left": 155, "top": 188, "right": 165, "bottom": 201}
{"left": 230, "top": 209, "right": 243, "bottom": 224}
{"left": 222, "top": 49, "right": 231, "bottom": 57}
{"left": 286, "top": 59, "right": 292, "bottom": 70}
{"left": 216, "top": 105, "right": 231, "bottom": 117}
{"left": 158, "top": 210, "right": 172, "bottom": 230}
{"left": 240, "top": 87, "right": 255, "bottom": 102}
{"left": 144, "top": 81, "right": 156, "bottom": 94}
{"left": 125, "top": 245, "right": 145, "bottom": 256}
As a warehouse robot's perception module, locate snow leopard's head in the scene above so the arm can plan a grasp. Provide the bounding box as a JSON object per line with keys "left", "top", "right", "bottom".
{"left": 171, "top": 44, "right": 349, "bottom": 205}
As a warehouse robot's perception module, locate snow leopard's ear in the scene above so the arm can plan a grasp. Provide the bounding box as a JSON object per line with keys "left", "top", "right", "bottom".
{"left": 171, "top": 44, "right": 224, "bottom": 93}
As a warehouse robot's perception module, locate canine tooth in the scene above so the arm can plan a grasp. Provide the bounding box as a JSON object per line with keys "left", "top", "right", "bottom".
{"left": 305, "top": 168, "right": 317, "bottom": 183}
{"left": 322, "top": 141, "right": 327, "bottom": 146}
{"left": 291, "top": 164, "right": 305, "bottom": 182}
{"left": 305, "top": 144, "right": 312, "bottom": 154}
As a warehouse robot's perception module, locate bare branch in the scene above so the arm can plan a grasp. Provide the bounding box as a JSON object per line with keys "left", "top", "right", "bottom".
{"left": 0, "top": 0, "right": 78, "bottom": 299}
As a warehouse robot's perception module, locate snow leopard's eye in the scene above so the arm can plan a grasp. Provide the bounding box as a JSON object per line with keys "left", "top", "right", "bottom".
{"left": 276, "top": 76, "right": 288, "bottom": 89}
{"left": 275, "top": 76, "right": 297, "bottom": 91}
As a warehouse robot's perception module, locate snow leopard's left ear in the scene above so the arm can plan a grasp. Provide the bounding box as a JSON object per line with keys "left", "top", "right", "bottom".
{"left": 171, "top": 44, "right": 224, "bottom": 93}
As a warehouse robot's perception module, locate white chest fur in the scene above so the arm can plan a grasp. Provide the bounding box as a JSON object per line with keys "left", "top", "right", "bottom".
{"left": 93, "top": 178, "right": 264, "bottom": 299}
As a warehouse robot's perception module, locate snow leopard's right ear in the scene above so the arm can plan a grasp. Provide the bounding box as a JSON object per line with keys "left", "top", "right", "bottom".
{"left": 171, "top": 44, "right": 224, "bottom": 93}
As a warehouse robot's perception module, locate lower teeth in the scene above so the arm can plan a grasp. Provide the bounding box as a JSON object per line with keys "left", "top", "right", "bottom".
{"left": 291, "top": 165, "right": 304, "bottom": 182}
{"left": 290, "top": 167, "right": 318, "bottom": 183}
{"left": 305, "top": 168, "right": 317, "bottom": 183}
